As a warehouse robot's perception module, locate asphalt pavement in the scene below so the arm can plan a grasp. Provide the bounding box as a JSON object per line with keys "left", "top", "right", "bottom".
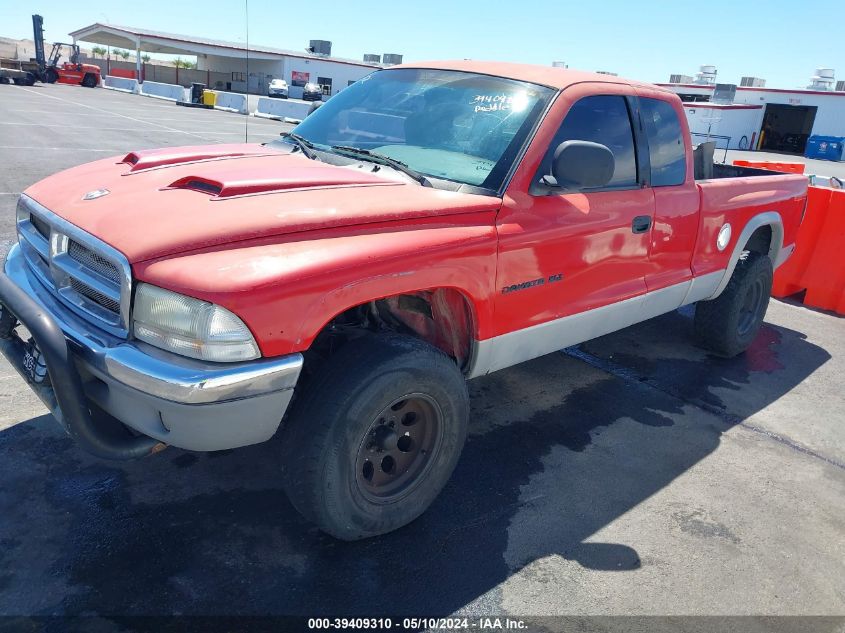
{"left": 0, "top": 82, "right": 843, "bottom": 624}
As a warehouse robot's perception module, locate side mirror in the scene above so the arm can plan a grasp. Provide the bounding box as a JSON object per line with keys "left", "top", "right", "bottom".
{"left": 545, "top": 140, "right": 615, "bottom": 190}
{"left": 306, "top": 101, "right": 323, "bottom": 117}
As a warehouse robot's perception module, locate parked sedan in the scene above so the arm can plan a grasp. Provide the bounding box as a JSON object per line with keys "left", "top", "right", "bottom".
{"left": 302, "top": 82, "right": 323, "bottom": 101}
{"left": 268, "top": 78, "right": 288, "bottom": 98}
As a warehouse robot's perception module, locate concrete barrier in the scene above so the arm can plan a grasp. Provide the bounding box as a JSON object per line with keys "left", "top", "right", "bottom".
{"left": 103, "top": 75, "right": 138, "bottom": 93}
{"left": 254, "top": 97, "right": 312, "bottom": 123}
{"left": 140, "top": 80, "right": 189, "bottom": 102}
{"left": 214, "top": 91, "right": 248, "bottom": 114}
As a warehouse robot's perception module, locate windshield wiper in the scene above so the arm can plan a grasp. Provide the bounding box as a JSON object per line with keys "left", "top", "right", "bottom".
{"left": 280, "top": 132, "right": 319, "bottom": 160}
{"left": 330, "top": 145, "right": 431, "bottom": 186}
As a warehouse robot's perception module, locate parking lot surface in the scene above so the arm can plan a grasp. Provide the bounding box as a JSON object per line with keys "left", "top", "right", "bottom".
{"left": 0, "top": 83, "right": 843, "bottom": 620}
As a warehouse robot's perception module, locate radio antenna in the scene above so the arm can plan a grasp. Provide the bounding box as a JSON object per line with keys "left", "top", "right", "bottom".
{"left": 244, "top": 0, "right": 250, "bottom": 142}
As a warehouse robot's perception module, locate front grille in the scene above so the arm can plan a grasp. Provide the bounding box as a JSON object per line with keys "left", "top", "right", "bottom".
{"left": 68, "top": 240, "right": 120, "bottom": 284}
{"left": 69, "top": 277, "right": 121, "bottom": 313}
{"left": 31, "top": 214, "right": 51, "bottom": 240}
{"left": 16, "top": 196, "right": 131, "bottom": 337}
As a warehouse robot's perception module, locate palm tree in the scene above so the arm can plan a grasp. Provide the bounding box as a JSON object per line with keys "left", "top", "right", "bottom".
{"left": 91, "top": 46, "right": 107, "bottom": 59}
{"left": 118, "top": 49, "right": 130, "bottom": 61}
{"left": 141, "top": 54, "right": 151, "bottom": 64}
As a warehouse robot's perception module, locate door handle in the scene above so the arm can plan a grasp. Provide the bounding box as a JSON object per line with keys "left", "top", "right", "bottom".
{"left": 632, "top": 215, "right": 652, "bottom": 234}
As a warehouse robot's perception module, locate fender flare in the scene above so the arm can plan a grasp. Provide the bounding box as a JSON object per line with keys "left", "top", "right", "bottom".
{"left": 707, "top": 211, "right": 783, "bottom": 300}
{"left": 294, "top": 273, "right": 492, "bottom": 355}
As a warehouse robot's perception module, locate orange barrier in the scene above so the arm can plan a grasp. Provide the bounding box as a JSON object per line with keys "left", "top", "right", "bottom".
{"left": 771, "top": 186, "right": 832, "bottom": 297}
{"left": 733, "top": 160, "right": 806, "bottom": 174}
{"left": 772, "top": 186, "right": 845, "bottom": 315}
{"left": 801, "top": 189, "right": 845, "bottom": 314}
{"left": 108, "top": 67, "right": 137, "bottom": 80}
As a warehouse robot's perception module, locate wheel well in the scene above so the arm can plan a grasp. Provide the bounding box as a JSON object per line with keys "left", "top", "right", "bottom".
{"left": 744, "top": 225, "right": 772, "bottom": 258}
{"left": 309, "top": 289, "right": 475, "bottom": 373}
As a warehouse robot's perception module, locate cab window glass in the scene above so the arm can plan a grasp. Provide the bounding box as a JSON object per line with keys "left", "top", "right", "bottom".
{"left": 542, "top": 95, "right": 637, "bottom": 188}
{"left": 641, "top": 98, "right": 686, "bottom": 186}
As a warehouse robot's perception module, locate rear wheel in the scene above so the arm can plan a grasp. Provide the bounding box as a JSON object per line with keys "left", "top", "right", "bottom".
{"left": 281, "top": 334, "right": 469, "bottom": 540}
{"left": 81, "top": 73, "right": 97, "bottom": 88}
{"left": 694, "top": 251, "right": 773, "bottom": 357}
{"left": 45, "top": 68, "right": 58, "bottom": 83}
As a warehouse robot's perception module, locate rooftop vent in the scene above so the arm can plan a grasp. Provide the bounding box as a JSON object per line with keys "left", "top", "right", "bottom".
{"left": 837, "top": 80, "right": 845, "bottom": 92}
{"left": 670, "top": 74, "right": 694, "bottom": 83}
{"left": 596, "top": 70, "right": 618, "bottom": 76}
{"left": 694, "top": 65, "right": 717, "bottom": 85}
{"left": 363, "top": 53, "right": 381, "bottom": 64}
{"left": 712, "top": 83, "right": 737, "bottom": 104}
{"left": 552, "top": 61, "right": 567, "bottom": 68}
{"left": 382, "top": 53, "right": 403, "bottom": 66}
{"left": 808, "top": 67, "right": 835, "bottom": 90}
{"left": 307, "top": 40, "right": 332, "bottom": 56}
{"left": 740, "top": 76, "right": 766, "bottom": 87}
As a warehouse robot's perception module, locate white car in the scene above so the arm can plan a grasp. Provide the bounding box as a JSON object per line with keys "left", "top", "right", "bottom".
{"left": 268, "top": 78, "right": 289, "bottom": 98}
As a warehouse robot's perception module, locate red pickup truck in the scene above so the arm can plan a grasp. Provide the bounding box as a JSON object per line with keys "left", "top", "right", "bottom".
{"left": 0, "top": 61, "right": 807, "bottom": 539}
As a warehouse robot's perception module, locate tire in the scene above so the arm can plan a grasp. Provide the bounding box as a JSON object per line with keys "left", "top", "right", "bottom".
{"left": 694, "top": 251, "right": 773, "bottom": 357}
{"left": 280, "top": 334, "right": 469, "bottom": 540}
{"left": 82, "top": 73, "right": 97, "bottom": 88}
{"left": 45, "top": 68, "right": 58, "bottom": 84}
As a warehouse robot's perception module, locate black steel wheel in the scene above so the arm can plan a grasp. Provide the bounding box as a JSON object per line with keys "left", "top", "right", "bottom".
{"left": 81, "top": 73, "right": 97, "bottom": 88}
{"left": 45, "top": 68, "right": 58, "bottom": 84}
{"left": 355, "top": 393, "right": 443, "bottom": 503}
{"left": 695, "top": 251, "right": 773, "bottom": 357}
{"left": 281, "top": 334, "right": 469, "bottom": 540}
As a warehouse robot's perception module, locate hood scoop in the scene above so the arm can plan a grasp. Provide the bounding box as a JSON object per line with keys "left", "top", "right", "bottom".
{"left": 166, "top": 166, "right": 399, "bottom": 198}
{"left": 121, "top": 144, "right": 275, "bottom": 173}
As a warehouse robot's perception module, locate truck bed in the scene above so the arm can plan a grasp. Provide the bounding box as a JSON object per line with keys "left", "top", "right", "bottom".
{"left": 704, "top": 163, "right": 786, "bottom": 180}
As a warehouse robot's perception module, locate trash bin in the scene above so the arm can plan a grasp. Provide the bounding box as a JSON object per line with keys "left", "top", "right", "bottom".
{"left": 805, "top": 136, "right": 845, "bottom": 161}
{"left": 202, "top": 89, "right": 217, "bottom": 107}
{"left": 190, "top": 82, "right": 206, "bottom": 104}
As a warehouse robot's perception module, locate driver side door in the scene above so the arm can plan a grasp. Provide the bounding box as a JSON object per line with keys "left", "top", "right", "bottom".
{"left": 488, "top": 86, "right": 655, "bottom": 373}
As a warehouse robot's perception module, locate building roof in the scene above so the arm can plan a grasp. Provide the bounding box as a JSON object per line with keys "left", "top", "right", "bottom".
{"left": 395, "top": 59, "right": 670, "bottom": 91}
{"left": 68, "top": 23, "right": 383, "bottom": 69}
{"left": 682, "top": 102, "right": 762, "bottom": 109}
{"left": 658, "top": 82, "right": 845, "bottom": 98}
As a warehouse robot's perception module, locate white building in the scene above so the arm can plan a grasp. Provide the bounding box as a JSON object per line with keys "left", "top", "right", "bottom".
{"left": 69, "top": 23, "right": 396, "bottom": 99}
{"left": 660, "top": 66, "right": 845, "bottom": 155}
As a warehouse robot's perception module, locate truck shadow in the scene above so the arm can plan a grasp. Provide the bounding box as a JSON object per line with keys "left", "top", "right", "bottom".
{"left": 0, "top": 308, "right": 831, "bottom": 616}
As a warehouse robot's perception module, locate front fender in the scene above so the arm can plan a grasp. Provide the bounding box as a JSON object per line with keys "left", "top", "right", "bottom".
{"left": 133, "top": 217, "right": 499, "bottom": 357}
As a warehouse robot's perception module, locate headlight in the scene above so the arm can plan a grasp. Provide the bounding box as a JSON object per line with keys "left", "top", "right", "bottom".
{"left": 132, "top": 283, "right": 260, "bottom": 362}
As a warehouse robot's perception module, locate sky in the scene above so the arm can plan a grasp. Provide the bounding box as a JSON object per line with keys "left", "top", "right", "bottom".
{"left": 2, "top": 0, "right": 842, "bottom": 89}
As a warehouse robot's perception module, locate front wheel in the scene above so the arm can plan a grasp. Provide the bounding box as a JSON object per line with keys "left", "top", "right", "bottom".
{"left": 45, "top": 68, "right": 58, "bottom": 83}
{"left": 280, "top": 334, "right": 469, "bottom": 540}
{"left": 694, "top": 251, "right": 773, "bottom": 357}
{"left": 81, "top": 73, "right": 97, "bottom": 88}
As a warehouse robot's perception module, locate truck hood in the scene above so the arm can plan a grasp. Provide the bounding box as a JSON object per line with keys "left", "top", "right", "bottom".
{"left": 23, "top": 144, "right": 501, "bottom": 263}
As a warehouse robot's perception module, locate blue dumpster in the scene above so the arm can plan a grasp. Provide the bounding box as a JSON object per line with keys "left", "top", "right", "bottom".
{"left": 805, "top": 135, "right": 845, "bottom": 161}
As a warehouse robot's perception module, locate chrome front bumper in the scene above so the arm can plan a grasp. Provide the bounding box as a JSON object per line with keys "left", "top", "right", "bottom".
{"left": 0, "top": 244, "right": 303, "bottom": 457}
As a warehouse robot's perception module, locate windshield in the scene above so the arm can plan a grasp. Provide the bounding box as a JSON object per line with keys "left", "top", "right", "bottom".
{"left": 283, "top": 68, "right": 555, "bottom": 191}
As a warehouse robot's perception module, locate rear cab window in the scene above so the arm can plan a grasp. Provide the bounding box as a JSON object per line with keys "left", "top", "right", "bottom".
{"left": 640, "top": 98, "right": 687, "bottom": 186}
